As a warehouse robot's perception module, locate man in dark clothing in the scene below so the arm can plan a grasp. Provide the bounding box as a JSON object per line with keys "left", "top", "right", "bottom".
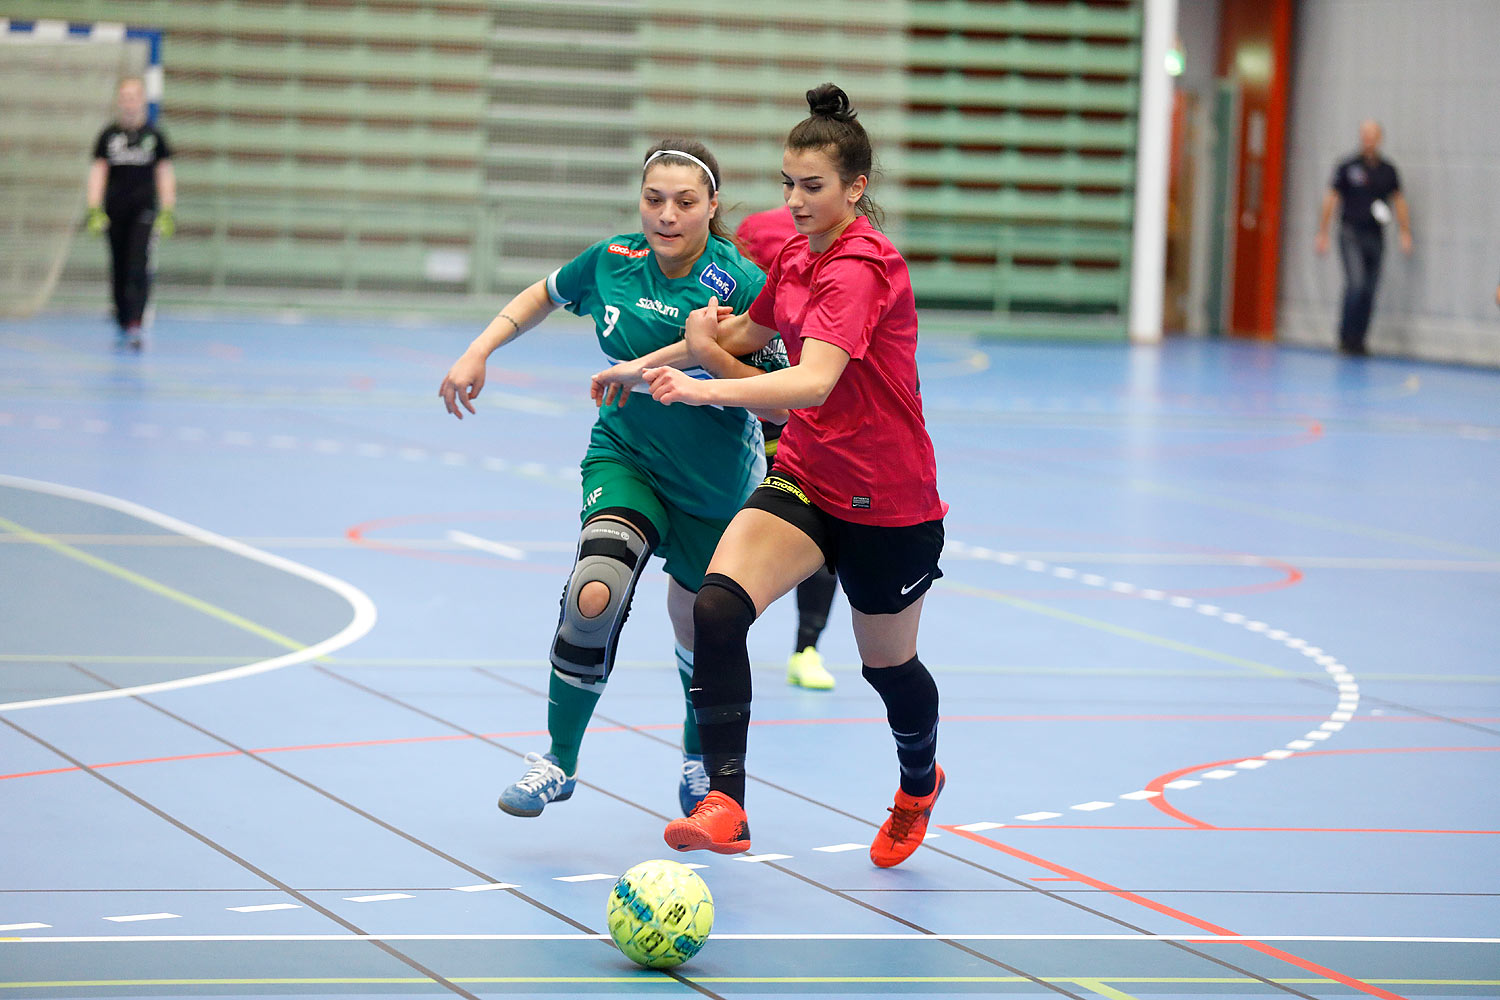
{"left": 1315, "top": 120, "right": 1412, "bottom": 355}
{"left": 86, "top": 77, "right": 175, "bottom": 350}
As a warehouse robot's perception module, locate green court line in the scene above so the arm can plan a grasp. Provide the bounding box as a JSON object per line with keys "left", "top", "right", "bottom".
{"left": 1132, "top": 479, "right": 1500, "bottom": 560}
{"left": 6, "top": 653, "right": 1495, "bottom": 688}
{"left": 0, "top": 515, "right": 305, "bottom": 654}
{"left": 937, "top": 580, "right": 1291, "bottom": 678}
{"left": 2, "top": 654, "right": 1495, "bottom": 685}
{"left": 0, "top": 655, "right": 267, "bottom": 665}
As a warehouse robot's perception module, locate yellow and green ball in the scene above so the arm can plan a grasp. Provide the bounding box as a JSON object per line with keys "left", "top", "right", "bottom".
{"left": 606, "top": 859, "right": 714, "bottom": 968}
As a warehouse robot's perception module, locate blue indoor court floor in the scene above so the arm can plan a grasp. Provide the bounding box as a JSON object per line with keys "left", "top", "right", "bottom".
{"left": 0, "top": 309, "right": 1496, "bottom": 999}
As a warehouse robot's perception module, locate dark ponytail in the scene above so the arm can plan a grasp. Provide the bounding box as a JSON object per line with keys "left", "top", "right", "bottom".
{"left": 787, "top": 82, "right": 884, "bottom": 230}
{"left": 641, "top": 138, "right": 733, "bottom": 243}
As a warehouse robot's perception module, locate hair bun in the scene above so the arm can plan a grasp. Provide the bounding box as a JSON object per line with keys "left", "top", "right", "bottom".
{"left": 806, "top": 82, "right": 857, "bottom": 122}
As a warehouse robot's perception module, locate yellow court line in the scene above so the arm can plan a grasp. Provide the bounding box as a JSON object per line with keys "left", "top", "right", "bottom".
{"left": 937, "top": 580, "right": 1290, "bottom": 678}
{"left": 0, "top": 514, "right": 305, "bottom": 654}
{"left": 1075, "top": 981, "right": 1142, "bottom": 1000}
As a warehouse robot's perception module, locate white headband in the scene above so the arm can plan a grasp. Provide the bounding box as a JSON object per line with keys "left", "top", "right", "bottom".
{"left": 643, "top": 149, "right": 718, "bottom": 193}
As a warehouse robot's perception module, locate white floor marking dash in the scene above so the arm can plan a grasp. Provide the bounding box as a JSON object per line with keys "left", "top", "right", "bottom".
{"left": 813, "top": 843, "right": 866, "bottom": 853}
{"left": 1015, "top": 811, "right": 1062, "bottom": 821}
{"left": 1201, "top": 770, "right": 1237, "bottom": 780}
{"left": 451, "top": 883, "right": 518, "bottom": 893}
{"left": 104, "top": 913, "right": 180, "bottom": 923}
{"left": 553, "top": 874, "right": 614, "bottom": 883}
{"left": 0, "top": 923, "right": 50, "bottom": 931}
{"left": 1164, "top": 779, "right": 1200, "bottom": 790}
{"left": 1070, "top": 801, "right": 1114, "bottom": 811}
{"left": 228, "top": 903, "right": 300, "bottom": 913}
{"left": 447, "top": 530, "right": 526, "bottom": 560}
{"left": 954, "top": 822, "right": 1005, "bottom": 832}
{"left": 736, "top": 854, "right": 792, "bottom": 863}
{"left": 343, "top": 893, "right": 413, "bottom": 902}
{"left": 1119, "top": 790, "right": 1160, "bottom": 800}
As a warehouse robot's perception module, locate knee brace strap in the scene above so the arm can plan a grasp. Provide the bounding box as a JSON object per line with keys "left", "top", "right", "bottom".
{"left": 551, "top": 517, "right": 652, "bottom": 680}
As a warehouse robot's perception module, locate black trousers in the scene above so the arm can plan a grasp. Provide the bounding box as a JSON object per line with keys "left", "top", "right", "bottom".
{"left": 1337, "top": 224, "right": 1385, "bottom": 352}
{"left": 106, "top": 204, "right": 156, "bottom": 330}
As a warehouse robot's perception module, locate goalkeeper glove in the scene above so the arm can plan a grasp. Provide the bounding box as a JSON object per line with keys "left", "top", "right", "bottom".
{"left": 86, "top": 207, "right": 108, "bottom": 235}
{"left": 155, "top": 207, "right": 175, "bottom": 239}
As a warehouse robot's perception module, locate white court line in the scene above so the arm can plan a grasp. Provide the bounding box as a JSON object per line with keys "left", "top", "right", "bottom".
{"left": 5, "top": 932, "right": 1496, "bottom": 944}
{"left": 446, "top": 530, "right": 526, "bottom": 561}
{"left": 0, "top": 474, "right": 378, "bottom": 713}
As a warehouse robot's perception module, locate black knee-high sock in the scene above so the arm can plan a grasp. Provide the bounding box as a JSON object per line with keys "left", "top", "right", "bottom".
{"left": 862, "top": 656, "right": 939, "bottom": 797}
{"left": 794, "top": 566, "right": 837, "bottom": 652}
{"left": 691, "top": 573, "right": 756, "bottom": 806}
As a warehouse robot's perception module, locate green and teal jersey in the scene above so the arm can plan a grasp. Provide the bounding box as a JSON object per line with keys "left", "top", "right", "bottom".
{"left": 547, "top": 232, "right": 786, "bottom": 521}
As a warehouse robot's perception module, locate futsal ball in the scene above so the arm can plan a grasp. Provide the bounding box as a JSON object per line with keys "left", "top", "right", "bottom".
{"left": 606, "top": 859, "right": 714, "bottom": 968}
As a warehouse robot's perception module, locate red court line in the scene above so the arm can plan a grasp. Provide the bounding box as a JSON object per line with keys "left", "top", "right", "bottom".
{"left": 4, "top": 719, "right": 1495, "bottom": 785}
{"left": 944, "top": 826, "right": 1411, "bottom": 1000}
{"left": 345, "top": 510, "right": 563, "bottom": 572}
{"left": 1147, "top": 746, "right": 1500, "bottom": 829}
{"left": 966, "top": 824, "right": 1500, "bottom": 835}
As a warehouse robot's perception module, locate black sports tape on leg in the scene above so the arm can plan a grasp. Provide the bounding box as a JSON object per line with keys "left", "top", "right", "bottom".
{"left": 690, "top": 574, "right": 756, "bottom": 805}
{"left": 863, "top": 655, "right": 940, "bottom": 797}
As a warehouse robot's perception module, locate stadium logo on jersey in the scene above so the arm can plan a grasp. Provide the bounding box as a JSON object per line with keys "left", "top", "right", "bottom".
{"left": 697, "top": 262, "right": 737, "bottom": 298}
{"left": 607, "top": 243, "right": 651, "bottom": 258}
{"left": 635, "top": 297, "right": 680, "bottom": 319}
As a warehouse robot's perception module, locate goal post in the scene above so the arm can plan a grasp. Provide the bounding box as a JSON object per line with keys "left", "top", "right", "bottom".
{"left": 0, "top": 19, "right": 161, "bottom": 318}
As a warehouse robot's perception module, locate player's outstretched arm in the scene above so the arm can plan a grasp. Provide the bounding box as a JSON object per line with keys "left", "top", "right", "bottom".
{"left": 440, "top": 279, "right": 556, "bottom": 419}
{"left": 686, "top": 300, "right": 778, "bottom": 358}
{"left": 591, "top": 341, "right": 691, "bottom": 408}
{"left": 645, "top": 338, "right": 848, "bottom": 411}
{"left": 589, "top": 303, "right": 735, "bottom": 407}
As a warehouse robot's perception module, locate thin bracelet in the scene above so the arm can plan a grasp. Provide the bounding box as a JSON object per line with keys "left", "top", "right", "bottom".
{"left": 499, "top": 313, "right": 520, "bottom": 332}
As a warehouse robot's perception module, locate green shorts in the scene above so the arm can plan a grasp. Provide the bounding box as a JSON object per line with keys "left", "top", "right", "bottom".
{"left": 579, "top": 456, "right": 733, "bottom": 592}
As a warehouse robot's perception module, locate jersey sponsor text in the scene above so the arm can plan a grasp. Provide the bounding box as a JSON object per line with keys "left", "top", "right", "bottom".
{"left": 635, "top": 297, "right": 680, "bottom": 319}
{"left": 698, "top": 261, "right": 737, "bottom": 298}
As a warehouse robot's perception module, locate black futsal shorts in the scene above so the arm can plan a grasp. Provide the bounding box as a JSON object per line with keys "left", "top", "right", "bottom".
{"left": 742, "top": 471, "right": 943, "bottom": 615}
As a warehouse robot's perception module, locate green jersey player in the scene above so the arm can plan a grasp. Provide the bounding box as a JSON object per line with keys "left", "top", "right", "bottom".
{"left": 439, "top": 139, "right": 787, "bottom": 820}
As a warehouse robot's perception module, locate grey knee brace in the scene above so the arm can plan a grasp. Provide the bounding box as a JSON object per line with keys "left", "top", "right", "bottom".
{"left": 550, "top": 517, "right": 652, "bottom": 681}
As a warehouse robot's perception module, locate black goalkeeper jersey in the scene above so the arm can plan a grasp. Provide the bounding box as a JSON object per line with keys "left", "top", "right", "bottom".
{"left": 93, "top": 123, "right": 173, "bottom": 213}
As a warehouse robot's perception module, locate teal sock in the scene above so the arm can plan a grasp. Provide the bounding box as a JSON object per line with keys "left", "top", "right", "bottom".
{"left": 676, "top": 643, "right": 702, "bottom": 755}
{"left": 546, "top": 668, "right": 603, "bottom": 776}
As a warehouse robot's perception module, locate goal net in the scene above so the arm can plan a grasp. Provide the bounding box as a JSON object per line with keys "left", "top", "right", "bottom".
{"left": 0, "top": 20, "right": 158, "bottom": 318}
